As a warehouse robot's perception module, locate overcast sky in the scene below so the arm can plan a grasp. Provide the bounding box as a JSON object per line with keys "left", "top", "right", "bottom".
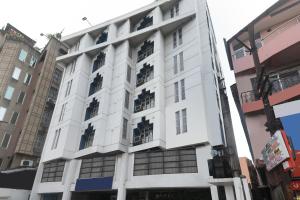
{"left": 0, "top": 0, "right": 278, "bottom": 158}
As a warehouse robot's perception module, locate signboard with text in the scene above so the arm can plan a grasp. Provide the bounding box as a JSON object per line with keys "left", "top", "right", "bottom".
{"left": 262, "top": 130, "right": 290, "bottom": 171}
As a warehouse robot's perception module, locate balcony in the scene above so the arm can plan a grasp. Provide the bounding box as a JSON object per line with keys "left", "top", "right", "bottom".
{"left": 232, "top": 15, "right": 300, "bottom": 73}
{"left": 241, "top": 70, "right": 300, "bottom": 113}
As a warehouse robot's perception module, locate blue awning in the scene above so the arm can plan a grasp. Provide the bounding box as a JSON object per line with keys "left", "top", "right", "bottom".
{"left": 75, "top": 177, "right": 113, "bottom": 192}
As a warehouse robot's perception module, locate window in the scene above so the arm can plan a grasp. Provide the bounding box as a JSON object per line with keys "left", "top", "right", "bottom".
{"left": 96, "top": 32, "right": 108, "bottom": 44}
{"left": 59, "top": 103, "right": 67, "bottom": 122}
{"left": 4, "top": 86, "right": 14, "bottom": 100}
{"left": 134, "top": 148, "right": 197, "bottom": 176}
{"left": 173, "top": 32, "right": 177, "bottom": 48}
{"left": 134, "top": 89, "right": 155, "bottom": 113}
{"left": 79, "top": 155, "right": 116, "bottom": 179}
{"left": 29, "top": 56, "right": 37, "bottom": 67}
{"left": 170, "top": 1, "right": 179, "bottom": 18}
{"left": 51, "top": 129, "right": 61, "bottom": 150}
{"left": 180, "top": 79, "right": 186, "bottom": 100}
{"left": 0, "top": 107, "right": 6, "bottom": 121}
{"left": 182, "top": 108, "right": 187, "bottom": 133}
{"left": 89, "top": 73, "right": 103, "bottom": 96}
{"left": 173, "top": 55, "right": 178, "bottom": 74}
{"left": 70, "top": 60, "right": 77, "bottom": 74}
{"left": 24, "top": 73, "right": 32, "bottom": 85}
{"left": 178, "top": 28, "right": 183, "bottom": 45}
{"left": 179, "top": 52, "right": 184, "bottom": 71}
{"left": 127, "top": 65, "right": 131, "bottom": 83}
{"left": 125, "top": 90, "right": 130, "bottom": 109}
{"left": 79, "top": 124, "right": 95, "bottom": 150}
{"left": 133, "top": 117, "right": 153, "bottom": 146}
{"left": 175, "top": 111, "right": 181, "bottom": 135}
{"left": 85, "top": 98, "right": 99, "bottom": 121}
{"left": 137, "top": 16, "right": 153, "bottom": 31}
{"left": 136, "top": 63, "right": 154, "bottom": 87}
{"left": 65, "top": 80, "right": 73, "bottom": 97}
{"left": 18, "top": 49, "right": 27, "bottom": 62}
{"left": 176, "top": 109, "right": 187, "bottom": 134}
{"left": 17, "top": 91, "right": 26, "bottom": 104}
{"left": 12, "top": 67, "right": 21, "bottom": 80}
{"left": 41, "top": 160, "right": 65, "bottom": 182}
{"left": 1, "top": 133, "right": 11, "bottom": 149}
{"left": 10, "top": 112, "right": 19, "bottom": 125}
{"left": 173, "top": 28, "right": 183, "bottom": 48}
{"left": 174, "top": 82, "right": 179, "bottom": 103}
{"left": 92, "top": 52, "right": 106, "bottom": 72}
{"left": 137, "top": 41, "right": 154, "bottom": 62}
{"left": 122, "top": 118, "right": 128, "bottom": 139}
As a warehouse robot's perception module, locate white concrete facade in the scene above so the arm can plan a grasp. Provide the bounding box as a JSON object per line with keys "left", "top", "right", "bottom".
{"left": 30, "top": 0, "right": 250, "bottom": 200}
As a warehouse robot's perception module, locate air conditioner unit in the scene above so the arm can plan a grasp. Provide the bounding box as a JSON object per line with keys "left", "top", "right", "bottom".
{"left": 20, "top": 160, "right": 34, "bottom": 167}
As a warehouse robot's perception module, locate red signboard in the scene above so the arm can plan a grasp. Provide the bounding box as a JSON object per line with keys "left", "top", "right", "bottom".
{"left": 289, "top": 181, "right": 300, "bottom": 191}
{"left": 292, "top": 151, "right": 300, "bottom": 178}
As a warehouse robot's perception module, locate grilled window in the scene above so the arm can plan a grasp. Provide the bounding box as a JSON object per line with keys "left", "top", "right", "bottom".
{"left": 137, "top": 16, "right": 153, "bottom": 31}
{"left": 1, "top": 133, "right": 11, "bottom": 149}
{"left": 51, "top": 129, "right": 61, "bottom": 150}
{"left": 134, "top": 148, "right": 197, "bottom": 176}
{"left": 85, "top": 98, "right": 99, "bottom": 121}
{"left": 127, "top": 65, "right": 132, "bottom": 83}
{"left": 134, "top": 89, "right": 155, "bottom": 113}
{"left": 170, "top": 1, "right": 179, "bottom": 18}
{"left": 133, "top": 117, "right": 153, "bottom": 146}
{"left": 41, "top": 160, "right": 65, "bottom": 182}
{"left": 17, "top": 91, "right": 26, "bottom": 104}
{"left": 92, "top": 52, "right": 106, "bottom": 72}
{"left": 175, "top": 109, "right": 188, "bottom": 134}
{"left": 136, "top": 63, "right": 154, "bottom": 87}
{"left": 122, "top": 118, "right": 128, "bottom": 139}
{"left": 125, "top": 90, "right": 130, "bottom": 109}
{"left": 96, "top": 32, "right": 108, "bottom": 45}
{"left": 137, "top": 41, "right": 154, "bottom": 62}
{"left": 79, "top": 123, "right": 95, "bottom": 150}
{"left": 79, "top": 155, "right": 116, "bottom": 179}
{"left": 10, "top": 112, "right": 19, "bottom": 125}
{"left": 89, "top": 73, "right": 103, "bottom": 96}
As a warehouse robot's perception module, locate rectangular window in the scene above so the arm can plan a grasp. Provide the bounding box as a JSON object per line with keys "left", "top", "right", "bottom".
{"left": 174, "top": 82, "right": 179, "bottom": 103}
{"left": 178, "top": 28, "right": 183, "bottom": 45}
{"left": 180, "top": 79, "right": 186, "bottom": 100}
{"left": 24, "top": 73, "right": 32, "bottom": 85}
{"left": 17, "top": 91, "right": 26, "bottom": 104}
{"left": 41, "top": 160, "right": 65, "bottom": 182}
{"left": 70, "top": 60, "right": 77, "bottom": 74}
{"left": 4, "top": 86, "right": 14, "bottom": 100}
{"left": 125, "top": 90, "right": 130, "bottom": 109}
{"left": 29, "top": 56, "right": 37, "bottom": 67}
{"left": 79, "top": 155, "right": 116, "bottom": 179}
{"left": 173, "top": 32, "right": 177, "bottom": 48}
{"left": 175, "top": 2, "right": 179, "bottom": 16}
{"left": 10, "top": 112, "right": 19, "bottom": 125}
{"left": 182, "top": 109, "right": 187, "bottom": 133}
{"left": 127, "top": 65, "right": 131, "bottom": 83}
{"left": 0, "top": 133, "right": 11, "bottom": 149}
{"left": 18, "top": 49, "right": 27, "bottom": 62}
{"left": 179, "top": 52, "right": 184, "bottom": 71}
{"left": 65, "top": 80, "right": 73, "bottom": 97}
{"left": 51, "top": 129, "right": 61, "bottom": 150}
{"left": 12, "top": 67, "right": 21, "bottom": 80}
{"left": 173, "top": 55, "right": 178, "bottom": 74}
{"left": 175, "top": 111, "right": 181, "bottom": 135}
{"left": 122, "top": 118, "right": 128, "bottom": 139}
{"left": 59, "top": 103, "right": 67, "bottom": 122}
{"left": 0, "top": 107, "right": 6, "bottom": 121}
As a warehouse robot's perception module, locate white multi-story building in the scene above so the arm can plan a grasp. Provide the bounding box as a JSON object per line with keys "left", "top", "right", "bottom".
{"left": 30, "top": 0, "right": 251, "bottom": 200}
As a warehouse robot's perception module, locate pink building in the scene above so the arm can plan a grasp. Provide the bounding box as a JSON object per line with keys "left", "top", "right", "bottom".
{"left": 225, "top": 0, "right": 300, "bottom": 199}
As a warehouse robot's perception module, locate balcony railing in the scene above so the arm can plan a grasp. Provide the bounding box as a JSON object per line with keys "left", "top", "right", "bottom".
{"left": 261, "top": 15, "right": 300, "bottom": 44}
{"left": 241, "top": 71, "right": 300, "bottom": 104}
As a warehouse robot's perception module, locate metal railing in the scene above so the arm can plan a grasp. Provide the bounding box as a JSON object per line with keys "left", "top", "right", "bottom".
{"left": 261, "top": 15, "right": 300, "bottom": 44}
{"left": 241, "top": 71, "right": 300, "bottom": 104}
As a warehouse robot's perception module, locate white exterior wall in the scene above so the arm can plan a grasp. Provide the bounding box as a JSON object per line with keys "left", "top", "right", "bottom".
{"left": 30, "top": 0, "right": 245, "bottom": 200}
{"left": 0, "top": 188, "right": 31, "bottom": 200}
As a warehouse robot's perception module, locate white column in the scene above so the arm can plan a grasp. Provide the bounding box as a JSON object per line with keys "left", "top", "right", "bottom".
{"left": 116, "top": 153, "right": 128, "bottom": 200}
{"left": 225, "top": 185, "right": 236, "bottom": 200}
{"left": 210, "top": 185, "right": 219, "bottom": 200}
{"left": 242, "top": 177, "right": 252, "bottom": 200}
{"left": 233, "top": 177, "right": 245, "bottom": 200}
{"left": 62, "top": 191, "right": 72, "bottom": 200}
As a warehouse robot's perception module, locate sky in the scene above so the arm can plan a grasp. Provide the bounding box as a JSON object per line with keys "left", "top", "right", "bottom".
{"left": 0, "top": 0, "right": 278, "bottom": 159}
